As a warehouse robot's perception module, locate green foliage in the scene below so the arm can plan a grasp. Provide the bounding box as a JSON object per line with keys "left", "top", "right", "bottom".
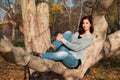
{"left": 51, "top": 4, "right": 63, "bottom": 14}
{"left": 48, "top": 0, "right": 63, "bottom": 26}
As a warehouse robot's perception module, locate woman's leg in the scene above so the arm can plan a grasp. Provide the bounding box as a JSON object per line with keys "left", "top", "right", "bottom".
{"left": 42, "top": 51, "right": 78, "bottom": 68}
{"left": 52, "top": 31, "right": 72, "bottom": 49}
{"left": 58, "top": 45, "right": 70, "bottom": 51}
{"left": 62, "top": 55, "right": 79, "bottom": 68}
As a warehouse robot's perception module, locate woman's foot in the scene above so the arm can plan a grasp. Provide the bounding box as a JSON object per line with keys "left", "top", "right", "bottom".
{"left": 30, "top": 51, "right": 41, "bottom": 58}
{"left": 51, "top": 44, "right": 56, "bottom": 50}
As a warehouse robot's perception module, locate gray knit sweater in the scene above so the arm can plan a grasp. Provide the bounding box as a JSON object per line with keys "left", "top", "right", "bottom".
{"left": 63, "top": 32, "right": 93, "bottom": 65}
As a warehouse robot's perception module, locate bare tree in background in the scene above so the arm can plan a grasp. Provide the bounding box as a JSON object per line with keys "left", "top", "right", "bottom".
{"left": 0, "top": 0, "right": 120, "bottom": 80}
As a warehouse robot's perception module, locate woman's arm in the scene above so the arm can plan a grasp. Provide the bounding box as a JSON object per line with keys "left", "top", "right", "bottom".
{"left": 56, "top": 33, "right": 93, "bottom": 51}
{"left": 62, "top": 38, "right": 92, "bottom": 51}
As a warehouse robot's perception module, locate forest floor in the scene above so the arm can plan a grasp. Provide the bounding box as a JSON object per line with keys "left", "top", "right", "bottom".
{"left": 0, "top": 53, "right": 120, "bottom": 80}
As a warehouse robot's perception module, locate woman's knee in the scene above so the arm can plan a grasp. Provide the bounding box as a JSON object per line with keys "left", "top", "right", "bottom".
{"left": 63, "top": 31, "right": 72, "bottom": 35}
{"left": 56, "top": 51, "right": 69, "bottom": 57}
{"left": 63, "top": 31, "right": 72, "bottom": 40}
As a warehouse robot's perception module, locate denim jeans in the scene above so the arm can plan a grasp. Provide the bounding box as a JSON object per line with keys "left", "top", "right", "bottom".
{"left": 42, "top": 31, "right": 79, "bottom": 68}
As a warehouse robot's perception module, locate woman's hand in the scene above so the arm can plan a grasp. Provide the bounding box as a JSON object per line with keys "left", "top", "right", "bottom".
{"left": 56, "top": 33, "right": 65, "bottom": 42}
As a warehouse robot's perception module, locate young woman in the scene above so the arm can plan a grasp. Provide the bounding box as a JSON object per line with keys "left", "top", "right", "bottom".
{"left": 32, "top": 15, "right": 94, "bottom": 68}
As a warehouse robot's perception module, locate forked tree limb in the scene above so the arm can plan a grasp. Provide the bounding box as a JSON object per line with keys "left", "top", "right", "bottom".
{"left": 0, "top": 0, "right": 119, "bottom": 79}
{"left": 0, "top": 30, "right": 119, "bottom": 79}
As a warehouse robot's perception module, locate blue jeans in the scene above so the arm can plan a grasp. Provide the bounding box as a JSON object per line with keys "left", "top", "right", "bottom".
{"left": 42, "top": 31, "right": 79, "bottom": 68}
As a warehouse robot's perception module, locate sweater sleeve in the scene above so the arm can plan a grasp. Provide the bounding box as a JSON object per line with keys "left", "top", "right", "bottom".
{"left": 62, "top": 35, "right": 93, "bottom": 51}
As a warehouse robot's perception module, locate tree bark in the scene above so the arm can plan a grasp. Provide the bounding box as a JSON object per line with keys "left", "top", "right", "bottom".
{"left": 36, "top": 2, "right": 51, "bottom": 53}
{"left": 0, "top": 30, "right": 120, "bottom": 79}
{"left": 0, "top": 0, "right": 119, "bottom": 80}
{"left": 21, "top": 0, "right": 50, "bottom": 53}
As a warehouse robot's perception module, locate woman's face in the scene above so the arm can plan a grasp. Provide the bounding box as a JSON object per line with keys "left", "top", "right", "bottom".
{"left": 82, "top": 19, "right": 91, "bottom": 31}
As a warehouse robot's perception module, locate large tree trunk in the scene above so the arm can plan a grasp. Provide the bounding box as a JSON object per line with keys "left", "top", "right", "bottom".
{"left": 21, "top": 0, "right": 51, "bottom": 78}
{"left": 21, "top": 0, "right": 50, "bottom": 53}
{"left": 0, "top": 30, "right": 119, "bottom": 79}
{"left": 0, "top": 0, "right": 119, "bottom": 80}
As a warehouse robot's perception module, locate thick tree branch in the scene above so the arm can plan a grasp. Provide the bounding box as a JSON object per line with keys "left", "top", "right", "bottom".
{"left": 0, "top": 0, "right": 117, "bottom": 80}
{"left": 0, "top": 30, "right": 119, "bottom": 79}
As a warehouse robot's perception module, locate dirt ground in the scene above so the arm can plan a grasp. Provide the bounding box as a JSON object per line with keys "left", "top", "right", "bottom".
{"left": 0, "top": 54, "right": 120, "bottom": 80}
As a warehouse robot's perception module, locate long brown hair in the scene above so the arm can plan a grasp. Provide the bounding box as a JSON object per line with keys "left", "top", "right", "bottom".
{"left": 78, "top": 15, "right": 94, "bottom": 34}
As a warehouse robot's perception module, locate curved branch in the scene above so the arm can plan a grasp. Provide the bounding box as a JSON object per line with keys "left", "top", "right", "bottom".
{"left": 0, "top": 30, "right": 120, "bottom": 79}
{"left": 0, "top": 0, "right": 117, "bottom": 80}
